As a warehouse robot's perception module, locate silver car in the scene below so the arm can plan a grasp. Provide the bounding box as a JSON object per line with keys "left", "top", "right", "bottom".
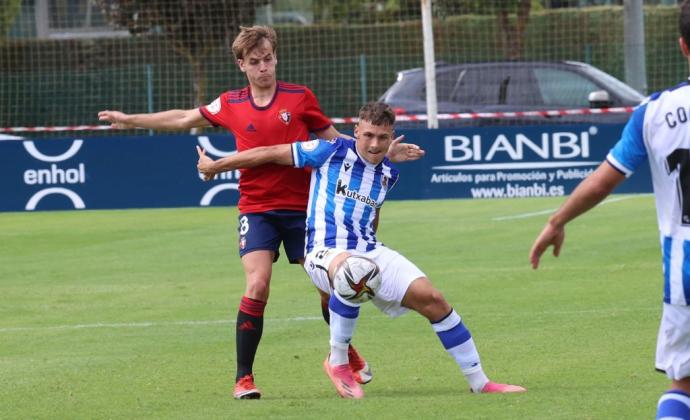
{"left": 379, "top": 60, "right": 645, "bottom": 126}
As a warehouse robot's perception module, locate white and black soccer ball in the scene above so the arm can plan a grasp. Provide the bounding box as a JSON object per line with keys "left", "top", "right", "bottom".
{"left": 333, "top": 256, "right": 382, "bottom": 304}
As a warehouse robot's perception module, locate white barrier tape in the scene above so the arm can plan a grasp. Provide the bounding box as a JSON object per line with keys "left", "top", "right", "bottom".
{"left": 0, "top": 106, "right": 635, "bottom": 133}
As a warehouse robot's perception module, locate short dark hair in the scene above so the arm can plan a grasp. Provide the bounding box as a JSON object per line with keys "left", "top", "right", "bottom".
{"left": 680, "top": 1, "right": 690, "bottom": 47}
{"left": 358, "top": 102, "right": 395, "bottom": 127}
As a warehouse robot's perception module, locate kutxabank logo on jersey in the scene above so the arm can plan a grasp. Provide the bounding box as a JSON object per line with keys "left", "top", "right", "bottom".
{"left": 335, "top": 179, "right": 379, "bottom": 208}
{"left": 430, "top": 126, "right": 599, "bottom": 186}
{"left": 22, "top": 139, "right": 86, "bottom": 210}
{"left": 197, "top": 136, "right": 240, "bottom": 206}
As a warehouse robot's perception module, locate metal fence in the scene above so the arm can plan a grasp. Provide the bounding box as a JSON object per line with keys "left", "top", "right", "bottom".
{"left": 0, "top": 0, "right": 685, "bottom": 136}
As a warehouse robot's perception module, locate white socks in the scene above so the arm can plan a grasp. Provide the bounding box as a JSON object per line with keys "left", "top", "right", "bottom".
{"left": 328, "top": 292, "right": 360, "bottom": 366}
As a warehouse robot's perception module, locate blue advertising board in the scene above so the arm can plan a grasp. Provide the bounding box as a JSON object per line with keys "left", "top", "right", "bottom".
{"left": 386, "top": 124, "right": 652, "bottom": 200}
{"left": 0, "top": 124, "right": 652, "bottom": 212}
{"left": 0, "top": 135, "right": 240, "bottom": 212}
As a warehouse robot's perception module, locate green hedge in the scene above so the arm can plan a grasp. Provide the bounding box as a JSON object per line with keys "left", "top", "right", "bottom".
{"left": 0, "top": 5, "right": 685, "bottom": 129}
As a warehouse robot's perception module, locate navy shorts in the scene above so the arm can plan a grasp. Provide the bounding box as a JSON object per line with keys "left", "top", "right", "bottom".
{"left": 237, "top": 210, "right": 306, "bottom": 264}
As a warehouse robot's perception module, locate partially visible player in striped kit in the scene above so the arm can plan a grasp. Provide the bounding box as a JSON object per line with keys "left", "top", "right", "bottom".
{"left": 197, "top": 102, "right": 526, "bottom": 399}
{"left": 530, "top": 3, "right": 690, "bottom": 418}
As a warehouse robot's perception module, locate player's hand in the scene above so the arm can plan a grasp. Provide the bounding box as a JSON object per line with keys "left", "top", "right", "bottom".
{"left": 529, "top": 222, "right": 565, "bottom": 269}
{"left": 386, "top": 135, "right": 425, "bottom": 163}
{"left": 98, "top": 110, "right": 135, "bottom": 129}
{"left": 196, "top": 146, "right": 216, "bottom": 181}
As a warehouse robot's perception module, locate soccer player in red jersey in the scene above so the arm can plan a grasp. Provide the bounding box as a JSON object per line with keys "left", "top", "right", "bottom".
{"left": 98, "top": 26, "right": 423, "bottom": 399}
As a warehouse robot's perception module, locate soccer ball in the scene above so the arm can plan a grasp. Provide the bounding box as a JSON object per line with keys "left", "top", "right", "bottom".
{"left": 333, "top": 256, "right": 382, "bottom": 304}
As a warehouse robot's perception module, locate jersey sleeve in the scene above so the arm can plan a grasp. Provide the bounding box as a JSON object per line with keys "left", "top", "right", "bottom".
{"left": 606, "top": 103, "right": 648, "bottom": 177}
{"left": 302, "top": 88, "right": 332, "bottom": 133}
{"left": 291, "top": 139, "right": 339, "bottom": 168}
{"left": 198, "top": 95, "right": 224, "bottom": 127}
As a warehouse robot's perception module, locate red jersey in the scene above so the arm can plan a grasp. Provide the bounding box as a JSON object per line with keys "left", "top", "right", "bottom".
{"left": 199, "top": 82, "right": 332, "bottom": 213}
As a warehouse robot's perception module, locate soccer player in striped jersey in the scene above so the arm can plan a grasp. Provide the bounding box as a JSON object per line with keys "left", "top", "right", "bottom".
{"left": 98, "top": 26, "right": 423, "bottom": 400}
{"left": 197, "top": 102, "right": 526, "bottom": 399}
{"left": 530, "top": 3, "right": 690, "bottom": 418}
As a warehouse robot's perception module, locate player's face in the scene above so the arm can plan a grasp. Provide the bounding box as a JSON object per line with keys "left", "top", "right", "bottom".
{"left": 237, "top": 39, "right": 277, "bottom": 90}
{"left": 354, "top": 120, "right": 394, "bottom": 165}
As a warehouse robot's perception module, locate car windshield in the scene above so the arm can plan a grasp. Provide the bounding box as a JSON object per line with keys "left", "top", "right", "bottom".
{"left": 578, "top": 64, "right": 645, "bottom": 103}
{"left": 534, "top": 67, "right": 600, "bottom": 107}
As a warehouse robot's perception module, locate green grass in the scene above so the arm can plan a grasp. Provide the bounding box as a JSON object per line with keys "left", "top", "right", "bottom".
{"left": 0, "top": 196, "right": 666, "bottom": 419}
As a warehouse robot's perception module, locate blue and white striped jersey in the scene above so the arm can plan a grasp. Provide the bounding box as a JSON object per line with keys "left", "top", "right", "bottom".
{"left": 291, "top": 138, "right": 400, "bottom": 254}
{"left": 607, "top": 79, "right": 690, "bottom": 305}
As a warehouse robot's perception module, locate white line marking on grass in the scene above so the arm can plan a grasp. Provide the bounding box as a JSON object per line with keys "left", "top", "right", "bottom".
{"left": 0, "top": 316, "right": 323, "bottom": 333}
{"left": 492, "top": 207, "right": 556, "bottom": 221}
{"left": 522, "top": 306, "right": 658, "bottom": 316}
{"left": 492, "top": 194, "right": 651, "bottom": 221}
{"left": 0, "top": 307, "right": 659, "bottom": 333}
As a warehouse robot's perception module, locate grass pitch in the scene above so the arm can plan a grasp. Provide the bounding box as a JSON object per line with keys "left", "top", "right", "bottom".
{"left": 0, "top": 196, "right": 665, "bottom": 419}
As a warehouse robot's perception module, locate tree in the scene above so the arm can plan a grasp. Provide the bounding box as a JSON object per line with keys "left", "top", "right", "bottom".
{"left": 0, "top": 0, "right": 22, "bottom": 43}
{"left": 98, "top": 0, "right": 270, "bottom": 108}
{"left": 314, "top": 0, "right": 424, "bottom": 23}
{"left": 495, "top": 0, "right": 532, "bottom": 60}
{"left": 435, "top": 0, "right": 535, "bottom": 60}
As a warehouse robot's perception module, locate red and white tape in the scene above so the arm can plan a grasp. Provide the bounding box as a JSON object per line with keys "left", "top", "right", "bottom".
{"left": 0, "top": 125, "right": 114, "bottom": 133}
{"left": 331, "top": 106, "right": 635, "bottom": 124}
{"left": 0, "top": 106, "right": 635, "bottom": 133}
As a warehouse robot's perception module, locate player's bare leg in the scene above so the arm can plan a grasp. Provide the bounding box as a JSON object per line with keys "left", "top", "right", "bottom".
{"left": 233, "top": 250, "right": 273, "bottom": 400}
{"left": 673, "top": 378, "right": 690, "bottom": 395}
{"left": 402, "top": 277, "right": 526, "bottom": 394}
{"left": 656, "top": 377, "right": 690, "bottom": 419}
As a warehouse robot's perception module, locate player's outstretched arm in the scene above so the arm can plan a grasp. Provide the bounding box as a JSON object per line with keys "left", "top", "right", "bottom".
{"left": 196, "top": 144, "right": 293, "bottom": 181}
{"left": 529, "top": 161, "right": 625, "bottom": 269}
{"left": 314, "top": 126, "right": 424, "bottom": 163}
{"left": 98, "top": 109, "right": 209, "bottom": 131}
{"left": 315, "top": 125, "right": 353, "bottom": 141}
{"left": 386, "top": 135, "right": 425, "bottom": 163}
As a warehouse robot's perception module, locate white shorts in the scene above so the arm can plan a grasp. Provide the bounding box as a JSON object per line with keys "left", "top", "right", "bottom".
{"left": 304, "top": 245, "right": 426, "bottom": 317}
{"left": 656, "top": 303, "right": 690, "bottom": 380}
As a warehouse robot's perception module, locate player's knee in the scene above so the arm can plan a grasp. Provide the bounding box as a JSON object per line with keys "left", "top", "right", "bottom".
{"left": 421, "top": 289, "right": 450, "bottom": 317}
{"left": 245, "top": 274, "right": 271, "bottom": 300}
{"left": 428, "top": 288, "right": 447, "bottom": 307}
{"left": 404, "top": 278, "right": 451, "bottom": 320}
